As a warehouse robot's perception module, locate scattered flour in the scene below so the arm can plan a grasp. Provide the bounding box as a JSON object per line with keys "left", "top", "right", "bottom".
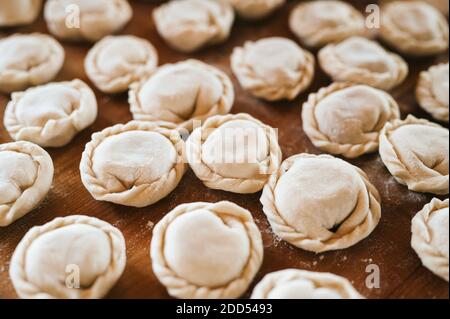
{"left": 146, "top": 221, "right": 155, "bottom": 230}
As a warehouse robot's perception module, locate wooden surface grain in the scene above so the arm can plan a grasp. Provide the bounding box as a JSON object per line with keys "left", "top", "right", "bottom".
{"left": 0, "top": 0, "right": 448, "bottom": 299}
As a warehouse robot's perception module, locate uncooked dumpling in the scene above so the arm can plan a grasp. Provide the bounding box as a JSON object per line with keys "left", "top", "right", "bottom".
{"left": 416, "top": 63, "right": 449, "bottom": 122}
{"left": 186, "top": 113, "right": 282, "bottom": 194}
{"left": 153, "top": 0, "right": 234, "bottom": 52}
{"left": 379, "top": 115, "right": 449, "bottom": 195}
{"left": 251, "top": 269, "right": 364, "bottom": 299}
{"left": 380, "top": 1, "right": 449, "bottom": 56}
{"left": 261, "top": 153, "right": 381, "bottom": 253}
{"left": 411, "top": 198, "right": 449, "bottom": 281}
{"left": 44, "top": 0, "right": 132, "bottom": 42}
{"left": 129, "top": 59, "right": 234, "bottom": 131}
{"left": 302, "top": 82, "right": 400, "bottom": 158}
{"left": 0, "top": 0, "right": 42, "bottom": 27}
{"left": 9, "top": 215, "right": 126, "bottom": 298}
{"left": 4, "top": 79, "right": 97, "bottom": 147}
{"left": 150, "top": 201, "right": 263, "bottom": 299}
{"left": 80, "top": 121, "right": 186, "bottom": 207}
{"left": 85, "top": 35, "right": 158, "bottom": 94}
{"left": 289, "top": 0, "right": 367, "bottom": 48}
{"left": 231, "top": 37, "right": 315, "bottom": 101}
{"left": 0, "top": 33, "right": 64, "bottom": 93}
{"left": 318, "top": 37, "right": 408, "bottom": 90}
{"left": 0, "top": 141, "right": 53, "bottom": 227}
{"left": 380, "top": 0, "right": 449, "bottom": 15}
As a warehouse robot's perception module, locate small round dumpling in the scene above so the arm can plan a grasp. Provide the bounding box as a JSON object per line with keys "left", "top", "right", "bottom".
{"left": 318, "top": 37, "right": 408, "bottom": 91}
{"left": 412, "top": 198, "right": 449, "bottom": 282}
{"left": 261, "top": 153, "right": 381, "bottom": 253}
{"left": 129, "top": 59, "right": 234, "bottom": 131}
{"left": 416, "top": 63, "right": 449, "bottom": 122}
{"left": 85, "top": 35, "right": 158, "bottom": 94}
{"left": 289, "top": 0, "right": 367, "bottom": 48}
{"left": 302, "top": 82, "right": 400, "bottom": 158}
{"left": 151, "top": 201, "right": 263, "bottom": 299}
{"left": 231, "top": 37, "right": 315, "bottom": 101}
{"left": 0, "top": 0, "right": 42, "bottom": 27}
{"left": 379, "top": 115, "right": 449, "bottom": 195}
{"left": 9, "top": 215, "right": 126, "bottom": 298}
{"left": 0, "top": 141, "right": 53, "bottom": 227}
{"left": 226, "top": 0, "right": 285, "bottom": 20}
{"left": 80, "top": 121, "right": 186, "bottom": 207}
{"left": 251, "top": 269, "right": 364, "bottom": 299}
{"left": 380, "top": 1, "right": 449, "bottom": 56}
{"left": 4, "top": 79, "right": 98, "bottom": 147}
{"left": 153, "top": 0, "right": 234, "bottom": 52}
{"left": 186, "top": 113, "right": 282, "bottom": 194}
{"left": 44, "top": 0, "right": 132, "bottom": 42}
{"left": 0, "top": 33, "right": 65, "bottom": 94}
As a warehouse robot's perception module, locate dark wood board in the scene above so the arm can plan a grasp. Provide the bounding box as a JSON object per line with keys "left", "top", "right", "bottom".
{"left": 0, "top": 0, "right": 448, "bottom": 299}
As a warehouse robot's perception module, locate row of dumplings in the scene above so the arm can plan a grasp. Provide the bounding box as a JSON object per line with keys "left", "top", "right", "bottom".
{"left": 1, "top": 0, "right": 448, "bottom": 53}
{"left": 7, "top": 202, "right": 366, "bottom": 299}
{"left": 2, "top": 100, "right": 448, "bottom": 220}
{"left": 1, "top": 31, "right": 448, "bottom": 150}
{"left": 6, "top": 193, "right": 448, "bottom": 298}
{"left": 137, "top": 0, "right": 448, "bottom": 56}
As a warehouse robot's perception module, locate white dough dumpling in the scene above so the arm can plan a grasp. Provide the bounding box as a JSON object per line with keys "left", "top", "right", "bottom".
{"left": 4, "top": 79, "right": 98, "bottom": 147}
{"left": 9, "top": 215, "right": 126, "bottom": 298}
{"left": 0, "top": 141, "right": 53, "bottom": 227}
{"left": 318, "top": 37, "right": 408, "bottom": 90}
{"left": 411, "top": 198, "right": 449, "bottom": 281}
{"left": 153, "top": 0, "right": 234, "bottom": 52}
{"left": 379, "top": 115, "right": 449, "bottom": 195}
{"left": 261, "top": 153, "right": 381, "bottom": 253}
{"left": 0, "top": 33, "right": 65, "bottom": 94}
{"left": 85, "top": 35, "right": 158, "bottom": 94}
{"left": 302, "top": 82, "right": 400, "bottom": 158}
{"left": 251, "top": 269, "right": 364, "bottom": 299}
{"left": 44, "top": 0, "right": 132, "bottom": 42}
{"left": 289, "top": 0, "right": 367, "bottom": 48}
{"left": 231, "top": 37, "right": 315, "bottom": 101}
{"left": 80, "top": 121, "right": 186, "bottom": 207}
{"left": 380, "top": 0, "right": 449, "bottom": 15}
{"left": 380, "top": 1, "right": 449, "bottom": 56}
{"left": 129, "top": 59, "right": 234, "bottom": 131}
{"left": 150, "top": 201, "right": 263, "bottom": 299}
{"left": 416, "top": 63, "right": 449, "bottom": 122}
{"left": 186, "top": 113, "right": 282, "bottom": 194}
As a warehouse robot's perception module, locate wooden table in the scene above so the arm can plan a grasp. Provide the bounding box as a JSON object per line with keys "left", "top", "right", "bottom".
{"left": 0, "top": 0, "right": 448, "bottom": 299}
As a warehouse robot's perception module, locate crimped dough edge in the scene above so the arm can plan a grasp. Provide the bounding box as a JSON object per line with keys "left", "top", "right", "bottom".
{"left": 9, "top": 215, "right": 126, "bottom": 298}
{"left": 186, "top": 113, "right": 282, "bottom": 194}
{"left": 80, "top": 121, "right": 187, "bottom": 207}
{"left": 411, "top": 198, "right": 449, "bottom": 281}
{"left": 150, "top": 201, "right": 263, "bottom": 299}
{"left": 379, "top": 115, "right": 449, "bottom": 195}
{"left": 0, "top": 141, "right": 54, "bottom": 227}
{"left": 302, "top": 82, "right": 400, "bottom": 158}
{"left": 260, "top": 153, "right": 381, "bottom": 253}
